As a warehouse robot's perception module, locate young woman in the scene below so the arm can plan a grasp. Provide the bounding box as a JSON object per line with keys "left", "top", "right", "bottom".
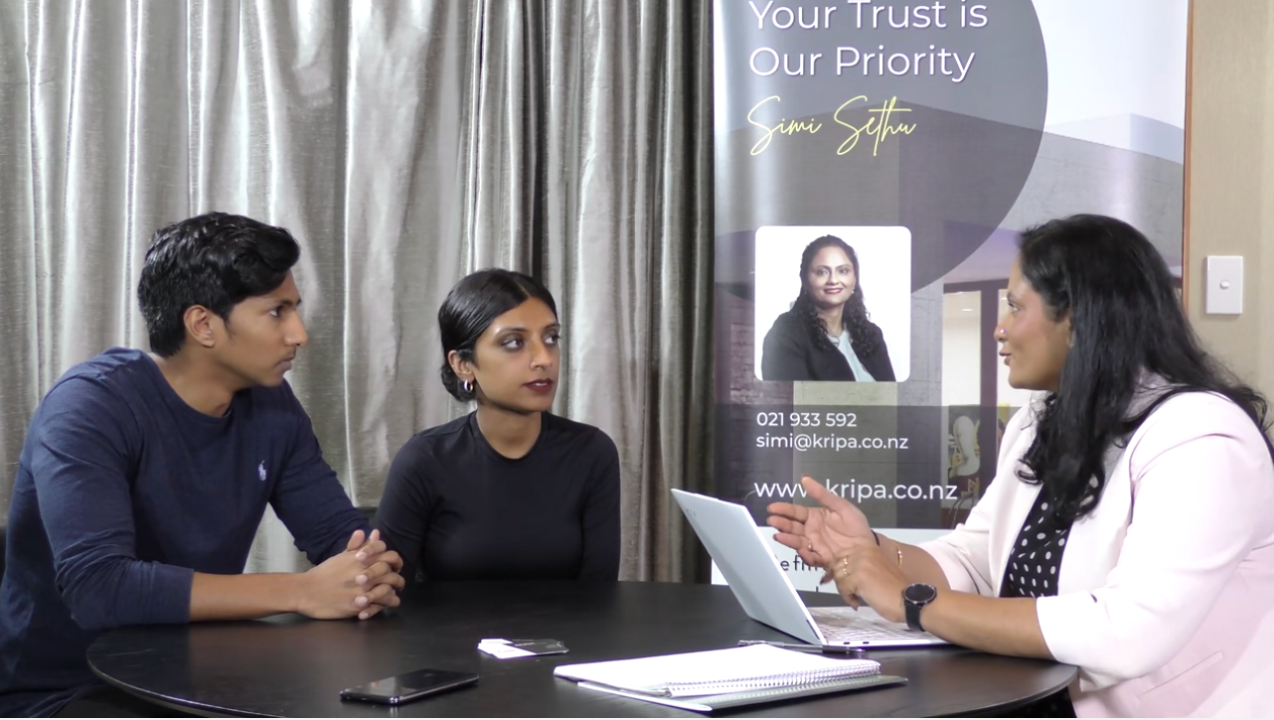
{"left": 768, "top": 215, "right": 1274, "bottom": 717}
{"left": 761, "top": 235, "right": 895, "bottom": 381}
{"left": 375, "top": 270, "right": 620, "bottom": 586}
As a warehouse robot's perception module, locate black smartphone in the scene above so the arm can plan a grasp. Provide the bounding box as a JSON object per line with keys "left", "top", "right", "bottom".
{"left": 339, "top": 668, "right": 479, "bottom": 705}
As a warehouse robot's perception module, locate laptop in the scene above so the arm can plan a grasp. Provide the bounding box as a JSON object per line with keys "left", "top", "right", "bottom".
{"left": 671, "top": 489, "right": 948, "bottom": 648}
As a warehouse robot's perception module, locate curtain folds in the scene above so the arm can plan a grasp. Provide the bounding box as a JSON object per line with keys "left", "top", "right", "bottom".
{"left": 0, "top": 0, "right": 713, "bottom": 582}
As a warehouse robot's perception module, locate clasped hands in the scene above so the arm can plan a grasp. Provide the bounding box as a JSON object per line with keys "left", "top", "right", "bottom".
{"left": 766, "top": 476, "right": 909, "bottom": 623}
{"left": 300, "top": 529, "right": 405, "bottom": 621}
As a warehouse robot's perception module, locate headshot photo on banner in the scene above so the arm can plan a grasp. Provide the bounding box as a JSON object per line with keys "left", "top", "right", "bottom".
{"left": 712, "top": 0, "right": 1189, "bottom": 591}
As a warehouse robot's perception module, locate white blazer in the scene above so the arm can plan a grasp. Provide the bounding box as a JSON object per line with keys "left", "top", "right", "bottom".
{"left": 920, "top": 390, "right": 1274, "bottom": 717}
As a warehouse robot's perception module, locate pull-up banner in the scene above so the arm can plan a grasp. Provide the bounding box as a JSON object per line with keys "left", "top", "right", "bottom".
{"left": 712, "top": 0, "right": 1189, "bottom": 589}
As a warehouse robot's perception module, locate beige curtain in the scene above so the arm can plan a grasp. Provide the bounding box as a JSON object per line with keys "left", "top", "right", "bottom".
{"left": 0, "top": 0, "right": 712, "bottom": 582}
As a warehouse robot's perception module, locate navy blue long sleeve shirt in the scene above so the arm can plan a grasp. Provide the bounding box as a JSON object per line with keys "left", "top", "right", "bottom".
{"left": 0, "top": 348, "right": 367, "bottom": 717}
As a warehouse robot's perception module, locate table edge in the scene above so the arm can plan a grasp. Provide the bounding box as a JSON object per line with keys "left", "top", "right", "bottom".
{"left": 88, "top": 657, "right": 269, "bottom": 719}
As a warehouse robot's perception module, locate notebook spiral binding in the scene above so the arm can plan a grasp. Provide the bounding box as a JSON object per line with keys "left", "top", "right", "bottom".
{"left": 659, "top": 660, "right": 881, "bottom": 697}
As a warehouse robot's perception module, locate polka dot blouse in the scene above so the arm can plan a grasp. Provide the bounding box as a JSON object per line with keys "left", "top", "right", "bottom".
{"left": 997, "top": 488, "right": 1077, "bottom": 717}
{"left": 1001, "top": 490, "right": 1072, "bottom": 598}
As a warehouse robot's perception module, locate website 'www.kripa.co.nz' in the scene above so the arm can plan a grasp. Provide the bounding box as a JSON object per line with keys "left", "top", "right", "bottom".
{"left": 752, "top": 480, "right": 957, "bottom": 503}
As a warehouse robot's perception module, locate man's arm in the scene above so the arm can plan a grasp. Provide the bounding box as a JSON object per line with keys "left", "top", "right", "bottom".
{"left": 32, "top": 379, "right": 396, "bottom": 630}
{"left": 265, "top": 383, "right": 403, "bottom": 614}
{"left": 190, "top": 530, "right": 399, "bottom": 621}
{"left": 32, "top": 380, "right": 195, "bottom": 630}
{"left": 268, "top": 383, "right": 371, "bottom": 565}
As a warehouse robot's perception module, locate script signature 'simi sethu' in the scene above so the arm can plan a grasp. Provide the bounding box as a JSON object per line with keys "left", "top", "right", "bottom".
{"left": 747, "top": 95, "right": 917, "bottom": 157}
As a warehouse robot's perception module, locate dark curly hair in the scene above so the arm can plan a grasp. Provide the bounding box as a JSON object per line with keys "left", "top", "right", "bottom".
{"left": 790, "top": 235, "right": 881, "bottom": 358}
{"left": 137, "top": 212, "right": 300, "bottom": 357}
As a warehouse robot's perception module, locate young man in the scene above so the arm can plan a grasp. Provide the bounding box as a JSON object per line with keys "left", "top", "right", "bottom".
{"left": 0, "top": 213, "right": 404, "bottom": 717}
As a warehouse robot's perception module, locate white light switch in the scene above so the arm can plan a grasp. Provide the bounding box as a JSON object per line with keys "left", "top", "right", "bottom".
{"left": 1205, "top": 256, "right": 1243, "bottom": 315}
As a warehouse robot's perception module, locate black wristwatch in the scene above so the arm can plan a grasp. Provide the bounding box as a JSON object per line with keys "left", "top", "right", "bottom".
{"left": 903, "top": 583, "right": 938, "bottom": 632}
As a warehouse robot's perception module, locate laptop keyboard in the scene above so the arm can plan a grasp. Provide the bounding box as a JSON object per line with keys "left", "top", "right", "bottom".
{"left": 809, "top": 606, "right": 946, "bottom": 644}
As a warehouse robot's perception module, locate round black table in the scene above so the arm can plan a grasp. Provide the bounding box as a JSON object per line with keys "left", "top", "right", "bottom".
{"left": 88, "top": 581, "right": 1076, "bottom": 717}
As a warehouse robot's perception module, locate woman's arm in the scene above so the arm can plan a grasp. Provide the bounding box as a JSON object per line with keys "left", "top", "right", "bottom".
{"left": 819, "top": 403, "right": 1051, "bottom": 657}
{"left": 826, "top": 537, "right": 1050, "bottom": 658}
{"left": 761, "top": 315, "right": 811, "bottom": 381}
{"left": 919, "top": 592, "right": 1049, "bottom": 656}
{"left": 577, "top": 434, "right": 621, "bottom": 580}
{"left": 867, "top": 324, "right": 896, "bottom": 381}
{"left": 875, "top": 534, "right": 952, "bottom": 590}
{"left": 373, "top": 438, "right": 435, "bottom": 591}
{"left": 837, "top": 395, "right": 1274, "bottom": 681}
{"left": 1031, "top": 398, "right": 1274, "bottom": 681}
{"left": 768, "top": 477, "right": 983, "bottom": 591}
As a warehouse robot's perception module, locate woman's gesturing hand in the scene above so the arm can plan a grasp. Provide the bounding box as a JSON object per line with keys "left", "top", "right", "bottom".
{"left": 766, "top": 476, "right": 874, "bottom": 568}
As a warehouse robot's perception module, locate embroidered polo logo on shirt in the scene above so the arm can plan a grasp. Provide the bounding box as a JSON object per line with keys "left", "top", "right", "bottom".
{"left": 258, "top": 461, "right": 268, "bottom": 482}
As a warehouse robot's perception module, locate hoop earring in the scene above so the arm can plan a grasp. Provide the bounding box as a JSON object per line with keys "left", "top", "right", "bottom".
{"left": 463, "top": 379, "right": 474, "bottom": 394}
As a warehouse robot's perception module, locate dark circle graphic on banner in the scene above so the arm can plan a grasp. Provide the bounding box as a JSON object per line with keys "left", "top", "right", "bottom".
{"left": 715, "top": 1, "right": 1048, "bottom": 291}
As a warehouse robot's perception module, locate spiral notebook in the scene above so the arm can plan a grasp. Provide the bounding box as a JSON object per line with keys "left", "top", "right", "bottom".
{"left": 553, "top": 644, "right": 906, "bottom": 712}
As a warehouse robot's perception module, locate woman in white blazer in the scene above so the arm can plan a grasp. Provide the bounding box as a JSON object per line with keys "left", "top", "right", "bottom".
{"left": 768, "top": 214, "right": 1274, "bottom": 718}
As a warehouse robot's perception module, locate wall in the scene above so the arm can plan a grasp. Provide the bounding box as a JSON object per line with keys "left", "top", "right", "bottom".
{"left": 941, "top": 293, "right": 982, "bottom": 407}
{"left": 1187, "top": 2, "right": 1274, "bottom": 396}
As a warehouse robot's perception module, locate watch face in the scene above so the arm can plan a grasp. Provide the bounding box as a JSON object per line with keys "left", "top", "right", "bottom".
{"left": 904, "top": 583, "right": 938, "bottom": 604}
